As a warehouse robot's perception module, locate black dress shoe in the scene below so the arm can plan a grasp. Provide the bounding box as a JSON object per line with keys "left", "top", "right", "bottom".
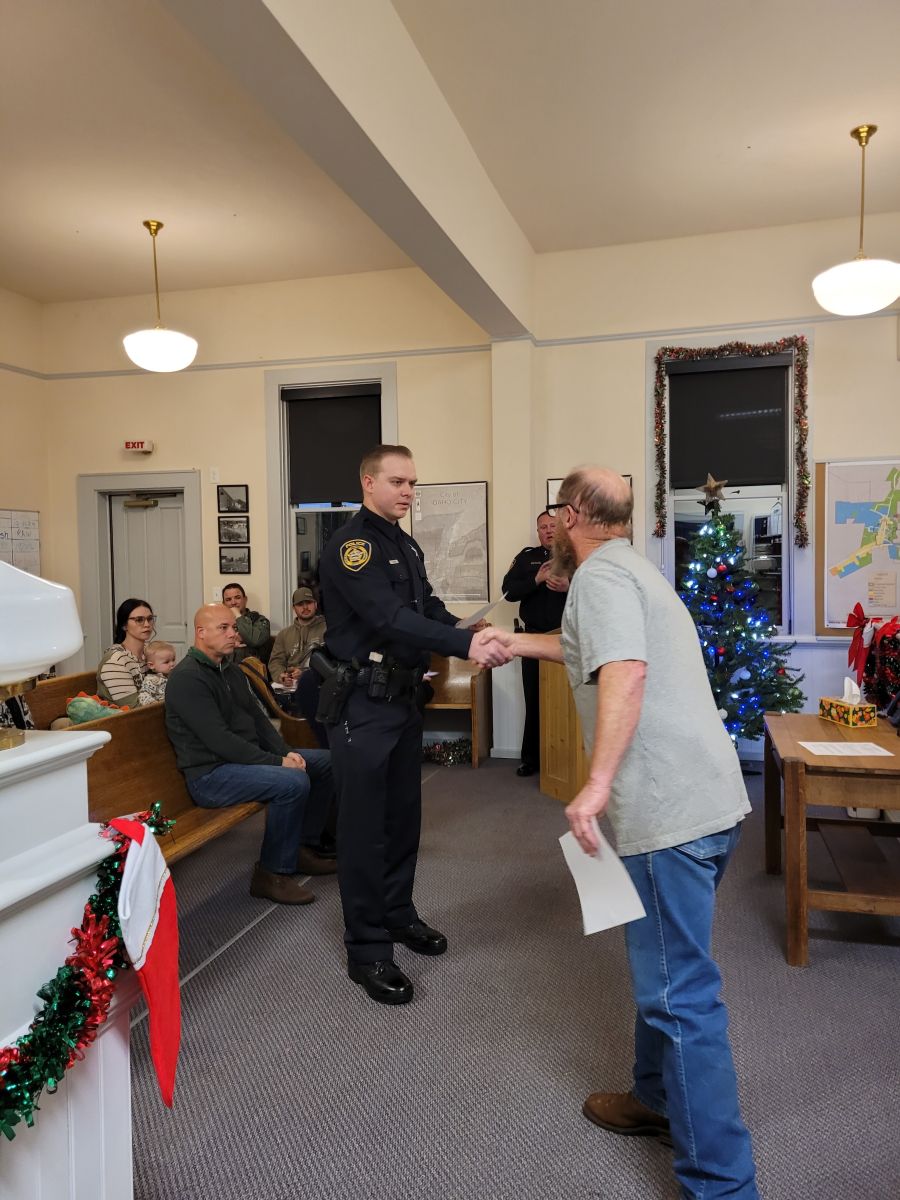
{"left": 388, "top": 920, "right": 448, "bottom": 956}
{"left": 348, "top": 959, "right": 413, "bottom": 1005}
{"left": 516, "top": 763, "right": 536, "bottom": 777}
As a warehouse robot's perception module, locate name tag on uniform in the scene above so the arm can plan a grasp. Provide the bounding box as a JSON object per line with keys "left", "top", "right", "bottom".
{"left": 388, "top": 559, "right": 399, "bottom": 564}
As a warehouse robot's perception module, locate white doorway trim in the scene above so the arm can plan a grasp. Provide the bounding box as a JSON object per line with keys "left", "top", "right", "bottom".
{"left": 264, "top": 363, "right": 398, "bottom": 631}
{"left": 76, "top": 470, "right": 203, "bottom": 670}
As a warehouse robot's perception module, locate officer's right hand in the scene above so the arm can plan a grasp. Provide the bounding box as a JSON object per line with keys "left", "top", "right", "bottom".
{"left": 469, "top": 628, "right": 514, "bottom": 669}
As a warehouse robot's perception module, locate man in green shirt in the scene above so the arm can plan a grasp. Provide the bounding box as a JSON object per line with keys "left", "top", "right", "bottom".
{"left": 222, "top": 582, "right": 271, "bottom": 663}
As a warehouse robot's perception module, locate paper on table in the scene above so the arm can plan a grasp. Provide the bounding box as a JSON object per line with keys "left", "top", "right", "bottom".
{"left": 559, "top": 823, "right": 646, "bottom": 935}
{"left": 456, "top": 598, "right": 501, "bottom": 629}
{"left": 797, "top": 741, "right": 894, "bottom": 757}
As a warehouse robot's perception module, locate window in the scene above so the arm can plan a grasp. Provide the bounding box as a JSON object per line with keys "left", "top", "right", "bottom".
{"left": 283, "top": 383, "right": 381, "bottom": 506}
{"left": 667, "top": 355, "right": 792, "bottom": 632}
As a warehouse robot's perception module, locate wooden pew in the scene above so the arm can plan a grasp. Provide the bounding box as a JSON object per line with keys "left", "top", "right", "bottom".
{"left": 27, "top": 673, "right": 318, "bottom": 863}
{"left": 427, "top": 654, "right": 492, "bottom": 766}
{"left": 26, "top": 671, "right": 98, "bottom": 729}
{"left": 55, "top": 704, "right": 262, "bottom": 864}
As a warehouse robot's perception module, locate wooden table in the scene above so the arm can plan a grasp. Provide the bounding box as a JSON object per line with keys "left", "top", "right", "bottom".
{"left": 764, "top": 713, "right": 900, "bottom": 965}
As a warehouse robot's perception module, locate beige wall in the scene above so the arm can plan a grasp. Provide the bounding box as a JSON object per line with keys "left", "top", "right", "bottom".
{"left": 0, "top": 289, "right": 48, "bottom": 533}
{"left": 33, "top": 268, "right": 491, "bottom": 615}
{"left": 4, "top": 216, "right": 900, "bottom": 657}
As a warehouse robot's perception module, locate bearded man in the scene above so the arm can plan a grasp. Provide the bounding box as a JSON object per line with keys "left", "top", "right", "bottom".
{"left": 482, "top": 466, "right": 759, "bottom": 1200}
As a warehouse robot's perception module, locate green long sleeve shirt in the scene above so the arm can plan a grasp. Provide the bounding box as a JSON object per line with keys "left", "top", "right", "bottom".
{"left": 164, "top": 647, "right": 289, "bottom": 781}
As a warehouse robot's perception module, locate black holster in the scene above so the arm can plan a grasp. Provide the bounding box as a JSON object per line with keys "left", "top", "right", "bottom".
{"left": 310, "top": 649, "right": 356, "bottom": 725}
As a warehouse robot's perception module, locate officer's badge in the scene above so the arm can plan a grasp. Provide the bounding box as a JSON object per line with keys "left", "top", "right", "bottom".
{"left": 340, "top": 539, "right": 372, "bottom": 572}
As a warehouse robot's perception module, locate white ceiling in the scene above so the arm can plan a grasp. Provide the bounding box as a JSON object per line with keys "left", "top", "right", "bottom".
{"left": 0, "top": 0, "right": 410, "bottom": 302}
{"left": 392, "top": 0, "right": 900, "bottom": 252}
{"left": 2, "top": 0, "right": 899, "bottom": 303}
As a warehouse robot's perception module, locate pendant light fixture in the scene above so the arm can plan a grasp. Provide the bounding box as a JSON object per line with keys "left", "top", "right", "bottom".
{"left": 812, "top": 125, "right": 900, "bottom": 317}
{"left": 122, "top": 220, "right": 198, "bottom": 372}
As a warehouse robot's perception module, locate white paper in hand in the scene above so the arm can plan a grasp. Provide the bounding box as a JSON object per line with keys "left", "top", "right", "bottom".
{"left": 559, "top": 822, "right": 646, "bottom": 935}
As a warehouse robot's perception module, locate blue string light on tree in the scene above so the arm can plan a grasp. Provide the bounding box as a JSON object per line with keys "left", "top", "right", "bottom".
{"left": 678, "top": 473, "right": 805, "bottom": 741}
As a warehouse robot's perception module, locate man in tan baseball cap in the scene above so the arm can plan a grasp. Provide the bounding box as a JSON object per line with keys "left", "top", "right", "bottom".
{"left": 269, "top": 588, "right": 326, "bottom": 685}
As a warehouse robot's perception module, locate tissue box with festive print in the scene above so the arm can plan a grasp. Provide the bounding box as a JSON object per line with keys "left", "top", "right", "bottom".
{"left": 818, "top": 696, "right": 877, "bottom": 727}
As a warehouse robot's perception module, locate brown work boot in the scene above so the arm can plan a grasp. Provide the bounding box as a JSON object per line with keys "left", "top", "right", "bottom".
{"left": 249, "top": 863, "right": 315, "bottom": 905}
{"left": 582, "top": 1091, "right": 672, "bottom": 1146}
{"left": 296, "top": 846, "right": 338, "bottom": 876}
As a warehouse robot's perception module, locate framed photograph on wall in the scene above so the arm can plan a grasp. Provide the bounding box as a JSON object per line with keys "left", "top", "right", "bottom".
{"left": 217, "top": 484, "right": 249, "bottom": 513}
{"left": 218, "top": 515, "right": 249, "bottom": 544}
{"left": 219, "top": 544, "right": 251, "bottom": 575}
{"left": 412, "top": 481, "right": 489, "bottom": 602}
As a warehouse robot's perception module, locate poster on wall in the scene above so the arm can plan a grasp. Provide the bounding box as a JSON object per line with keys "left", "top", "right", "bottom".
{"left": 0, "top": 509, "right": 41, "bottom": 575}
{"left": 824, "top": 458, "right": 900, "bottom": 626}
{"left": 411, "top": 482, "right": 489, "bottom": 602}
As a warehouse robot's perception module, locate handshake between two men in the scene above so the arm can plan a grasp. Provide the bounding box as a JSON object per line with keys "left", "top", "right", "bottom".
{"left": 467, "top": 625, "right": 530, "bottom": 670}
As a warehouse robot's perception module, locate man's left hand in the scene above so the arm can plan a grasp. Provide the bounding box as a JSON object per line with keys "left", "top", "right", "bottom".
{"left": 464, "top": 618, "right": 490, "bottom": 632}
{"left": 283, "top": 751, "right": 306, "bottom": 770}
{"left": 545, "top": 574, "right": 569, "bottom": 593}
{"left": 565, "top": 780, "right": 611, "bottom": 855}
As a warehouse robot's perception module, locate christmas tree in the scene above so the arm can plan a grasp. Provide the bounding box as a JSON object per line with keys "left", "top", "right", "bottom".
{"left": 678, "top": 474, "right": 805, "bottom": 741}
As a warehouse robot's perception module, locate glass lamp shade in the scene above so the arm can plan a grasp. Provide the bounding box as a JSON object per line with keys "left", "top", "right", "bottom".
{"left": 0, "top": 561, "right": 84, "bottom": 685}
{"left": 123, "top": 327, "right": 198, "bottom": 372}
{"left": 812, "top": 257, "right": 900, "bottom": 316}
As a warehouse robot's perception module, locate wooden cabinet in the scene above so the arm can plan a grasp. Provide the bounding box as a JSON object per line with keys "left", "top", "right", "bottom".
{"left": 539, "top": 659, "right": 587, "bottom": 803}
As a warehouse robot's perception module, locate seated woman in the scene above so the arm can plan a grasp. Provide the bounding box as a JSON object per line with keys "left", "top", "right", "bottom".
{"left": 96, "top": 598, "right": 155, "bottom": 708}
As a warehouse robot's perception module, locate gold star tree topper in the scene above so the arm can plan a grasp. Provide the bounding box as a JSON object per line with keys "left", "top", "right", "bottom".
{"left": 699, "top": 473, "right": 728, "bottom": 513}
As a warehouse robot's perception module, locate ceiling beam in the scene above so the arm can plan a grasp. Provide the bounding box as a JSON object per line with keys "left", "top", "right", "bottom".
{"left": 162, "top": 0, "right": 534, "bottom": 339}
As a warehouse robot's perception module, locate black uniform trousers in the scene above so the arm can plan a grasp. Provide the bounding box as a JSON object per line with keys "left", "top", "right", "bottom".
{"left": 520, "top": 653, "right": 541, "bottom": 771}
{"left": 329, "top": 687, "right": 422, "bottom": 963}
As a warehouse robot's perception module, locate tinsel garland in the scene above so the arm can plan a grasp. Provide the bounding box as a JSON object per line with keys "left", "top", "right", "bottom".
{"left": 422, "top": 738, "right": 473, "bottom": 766}
{"left": 653, "top": 336, "right": 810, "bottom": 549}
{"left": 0, "top": 803, "right": 173, "bottom": 1141}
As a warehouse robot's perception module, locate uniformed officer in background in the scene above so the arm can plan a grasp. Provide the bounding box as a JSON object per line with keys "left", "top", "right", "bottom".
{"left": 317, "top": 444, "right": 510, "bottom": 1005}
{"left": 501, "top": 511, "right": 569, "bottom": 776}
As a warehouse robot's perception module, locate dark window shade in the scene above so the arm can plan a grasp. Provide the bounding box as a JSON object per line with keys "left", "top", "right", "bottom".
{"left": 284, "top": 386, "right": 381, "bottom": 505}
{"left": 667, "top": 363, "right": 789, "bottom": 489}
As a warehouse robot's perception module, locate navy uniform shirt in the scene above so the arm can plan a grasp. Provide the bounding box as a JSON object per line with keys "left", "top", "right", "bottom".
{"left": 319, "top": 507, "right": 473, "bottom": 669}
{"left": 501, "top": 545, "right": 568, "bottom": 632}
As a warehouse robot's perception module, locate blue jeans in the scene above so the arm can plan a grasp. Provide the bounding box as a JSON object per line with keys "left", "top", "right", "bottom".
{"left": 187, "top": 750, "right": 334, "bottom": 874}
{"left": 622, "top": 825, "right": 759, "bottom": 1200}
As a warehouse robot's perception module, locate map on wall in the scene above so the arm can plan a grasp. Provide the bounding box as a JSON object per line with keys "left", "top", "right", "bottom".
{"left": 411, "top": 482, "right": 489, "bottom": 603}
{"left": 0, "top": 510, "right": 41, "bottom": 576}
{"left": 824, "top": 459, "right": 900, "bottom": 626}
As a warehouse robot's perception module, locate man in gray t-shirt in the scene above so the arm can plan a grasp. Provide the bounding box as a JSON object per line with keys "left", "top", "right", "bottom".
{"left": 486, "top": 467, "right": 759, "bottom": 1200}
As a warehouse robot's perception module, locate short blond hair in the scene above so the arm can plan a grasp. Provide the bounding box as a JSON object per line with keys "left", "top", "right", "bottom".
{"left": 146, "top": 640, "right": 175, "bottom": 664}
{"left": 359, "top": 444, "right": 414, "bottom": 481}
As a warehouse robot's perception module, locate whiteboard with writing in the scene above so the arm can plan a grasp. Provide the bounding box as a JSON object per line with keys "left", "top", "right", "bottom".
{"left": 0, "top": 509, "right": 41, "bottom": 575}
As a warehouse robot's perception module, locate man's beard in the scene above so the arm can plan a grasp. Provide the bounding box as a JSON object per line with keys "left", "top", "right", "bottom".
{"left": 551, "top": 523, "right": 577, "bottom": 576}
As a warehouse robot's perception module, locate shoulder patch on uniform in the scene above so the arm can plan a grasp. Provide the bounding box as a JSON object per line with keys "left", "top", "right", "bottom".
{"left": 340, "top": 539, "right": 371, "bottom": 572}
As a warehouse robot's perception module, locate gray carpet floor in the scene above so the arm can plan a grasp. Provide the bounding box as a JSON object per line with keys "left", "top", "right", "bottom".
{"left": 131, "top": 762, "right": 900, "bottom": 1200}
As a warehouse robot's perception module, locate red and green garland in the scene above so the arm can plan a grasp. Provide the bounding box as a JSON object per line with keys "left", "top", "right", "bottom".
{"left": 653, "top": 336, "right": 810, "bottom": 549}
{"left": 0, "top": 805, "right": 172, "bottom": 1142}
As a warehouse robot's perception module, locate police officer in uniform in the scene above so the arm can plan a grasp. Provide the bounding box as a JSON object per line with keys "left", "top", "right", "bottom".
{"left": 501, "top": 510, "right": 569, "bottom": 776}
{"left": 317, "top": 444, "right": 508, "bottom": 1005}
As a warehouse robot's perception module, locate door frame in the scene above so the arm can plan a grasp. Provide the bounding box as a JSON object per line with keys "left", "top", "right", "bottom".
{"left": 76, "top": 470, "right": 203, "bottom": 670}
{"left": 264, "top": 362, "right": 398, "bottom": 631}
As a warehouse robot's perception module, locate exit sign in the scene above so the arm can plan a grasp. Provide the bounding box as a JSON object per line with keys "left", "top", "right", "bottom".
{"left": 124, "top": 440, "right": 154, "bottom": 453}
